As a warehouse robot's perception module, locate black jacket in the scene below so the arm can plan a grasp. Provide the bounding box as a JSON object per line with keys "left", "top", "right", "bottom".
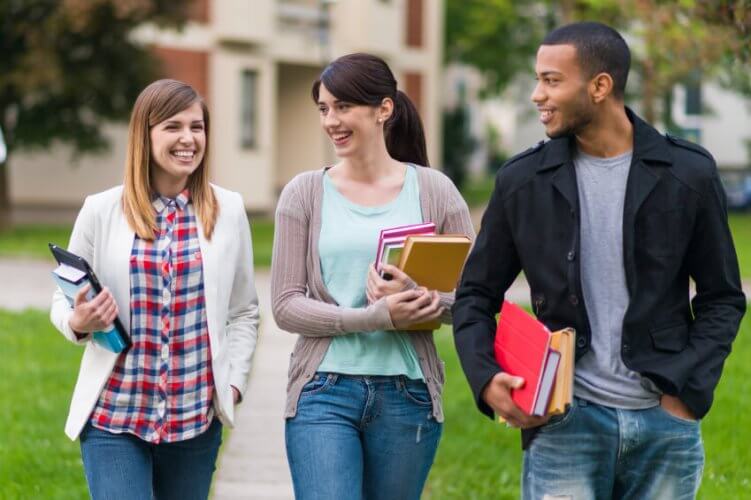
{"left": 452, "top": 108, "right": 746, "bottom": 448}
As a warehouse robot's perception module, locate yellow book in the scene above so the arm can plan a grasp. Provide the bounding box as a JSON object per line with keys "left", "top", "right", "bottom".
{"left": 398, "top": 234, "right": 471, "bottom": 330}
{"left": 398, "top": 235, "right": 472, "bottom": 292}
{"left": 546, "top": 328, "right": 575, "bottom": 415}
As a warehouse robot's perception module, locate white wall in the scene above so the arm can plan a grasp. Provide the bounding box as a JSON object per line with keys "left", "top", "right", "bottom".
{"left": 210, "top": 50, "right": 277, "bottom": 210}
{"left": 9, "top": 125, "right": 127, "bottom": 208}
{"left": 673, "top": 82, "right": 751, "bottom": 169}
{"left": 276, "top": 63, "right": 332, "bottom": 190}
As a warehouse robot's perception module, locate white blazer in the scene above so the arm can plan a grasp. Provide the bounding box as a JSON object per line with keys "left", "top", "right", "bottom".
{"left": 50, "top": 185, "right": 260, "bottom": 440}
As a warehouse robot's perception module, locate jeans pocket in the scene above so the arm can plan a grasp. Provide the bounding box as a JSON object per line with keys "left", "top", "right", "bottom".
{"left": 539, "top": 401, "right": 577, "bottom": 433}
{"left": 400, "top": 378, "right": 433, "bottom": 407}
{"left": 655, "top": 404, "right": 700, "bottom": 426}
{"left": 300, "top": 373, "right": 335, "bottom": 396}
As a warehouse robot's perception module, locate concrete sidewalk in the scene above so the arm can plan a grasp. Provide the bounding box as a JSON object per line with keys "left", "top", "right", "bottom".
{"left": 211, "top": 270, "right": 296, "bottom": 499}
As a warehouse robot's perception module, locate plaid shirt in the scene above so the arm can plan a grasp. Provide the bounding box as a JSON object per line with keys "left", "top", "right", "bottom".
{"left": 90, "top": 190, "right": 215, "bottom": 443}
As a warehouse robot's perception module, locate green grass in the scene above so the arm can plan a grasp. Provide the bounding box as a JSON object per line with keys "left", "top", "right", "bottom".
{"left": 730, "top": 214, "right": 751, "bottom": 282}
{"left": 2, "top": 309, "right": 750, "bottom": 497}
{"left": 460, "top": 176, "right": 496, "bottom": 209}
{"left": 249, "top": 218, "right": 274, "bottom": 268}
{"left": 426, "top": 312, "right": 751, "bottom": 499}
{"left": 0, "top": 213, "right": 750, "bottom": 278}
{"left": 0, "top": 310, "right": 88, "bottom": 499}
{"left": 0, "top": 225, "right": 76, "bottom": 261}
{"left": 0, "top": 218, "right": 276, "bottom": 268}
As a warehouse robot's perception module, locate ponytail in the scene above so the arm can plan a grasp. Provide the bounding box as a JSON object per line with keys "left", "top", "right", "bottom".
{"left": 312, "top": 53, "right": 431, "bottom": 167}
{"left": 385, "top": 90, "right": 429, "bottom": 167}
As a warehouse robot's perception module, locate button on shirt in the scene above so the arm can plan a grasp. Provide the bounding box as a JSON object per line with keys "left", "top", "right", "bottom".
{"left": 90, "top": 190, "right": 215, "bottom": 443}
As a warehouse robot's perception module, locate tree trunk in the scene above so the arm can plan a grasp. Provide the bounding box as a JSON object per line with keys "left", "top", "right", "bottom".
{"left": 641, "top": 60, "right": 657, "bottom": 125}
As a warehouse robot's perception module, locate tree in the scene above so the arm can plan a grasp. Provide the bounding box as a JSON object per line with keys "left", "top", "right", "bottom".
{"left": 444, "top": 0, "right": 547, "bottom": 96}
{"left": 442, "top": 99, "right": 477, "bottom": 190}
{"left": 445, "top": 0, "right": 751, "bottom": 124}
{"left": 0, "top": 0, "right": 189, "bottom": 225}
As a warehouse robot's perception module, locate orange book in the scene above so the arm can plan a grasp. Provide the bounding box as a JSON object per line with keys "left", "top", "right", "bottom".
{"left": 546, "top": 328, "right": 575, "bottom": 415}
{"left": 398, "top": 234, "right": 471, "bottom": 330}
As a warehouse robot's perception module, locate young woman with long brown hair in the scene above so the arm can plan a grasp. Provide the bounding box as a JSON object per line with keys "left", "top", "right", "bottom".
{"left": 271, "top": 53, "right": 474, "bottom": 500}
{"left": 50, "top": 79, "right": 259, "bottom": 499}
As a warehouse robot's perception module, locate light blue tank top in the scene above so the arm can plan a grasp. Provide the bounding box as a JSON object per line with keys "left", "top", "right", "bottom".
{"left": 317, "top": 165, "right": 424, "bottom": 380}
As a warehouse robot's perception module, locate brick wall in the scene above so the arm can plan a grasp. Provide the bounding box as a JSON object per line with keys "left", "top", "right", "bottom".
{"left": 152, "top": 47, "right": 210, "bottom": 101}
{"left": 404, "top": 71, "right": 423, "bottom": 115}
{"left": 405, "top": 0, "right": 423, "bottom": 48}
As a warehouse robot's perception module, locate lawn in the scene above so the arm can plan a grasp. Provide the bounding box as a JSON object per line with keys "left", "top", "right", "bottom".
{"left": 1, "top": 213, "right": 749, "bottom": 279}
{"left": 3, "top": 308, "right": 749, "bottom": 498}
{"left": 0, "top": 217, "right": 276, "bottom": 268}
{"left": 425, "top": 312, "right": 751, "bottom": 499}
{"left": 730, "top": 213, "right": 751, "bottom": 282}
{"left": 0, "top": 310, "right": 88, "bottom": 499}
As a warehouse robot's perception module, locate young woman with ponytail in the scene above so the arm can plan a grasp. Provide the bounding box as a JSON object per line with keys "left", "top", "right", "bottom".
{"left": 271, "top": 53, "right": 474, "bottom": 499}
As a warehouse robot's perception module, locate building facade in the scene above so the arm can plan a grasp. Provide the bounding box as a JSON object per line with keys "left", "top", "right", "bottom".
{"left": 10, "top": 0, "right": 444, "bottom": 216}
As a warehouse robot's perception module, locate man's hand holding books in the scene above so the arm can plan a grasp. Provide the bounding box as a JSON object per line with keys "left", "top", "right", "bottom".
{"left": 482, "top": 373, "right": 552, "bottom": 429}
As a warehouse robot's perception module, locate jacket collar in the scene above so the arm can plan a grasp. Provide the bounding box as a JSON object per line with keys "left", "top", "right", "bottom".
{"left": 537, "top": 107, "right": 672, "bottom": 172}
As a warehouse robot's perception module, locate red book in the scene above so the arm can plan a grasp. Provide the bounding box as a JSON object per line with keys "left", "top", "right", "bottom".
{"left": 494, "top": 301, "right": 561, "bottom": 416}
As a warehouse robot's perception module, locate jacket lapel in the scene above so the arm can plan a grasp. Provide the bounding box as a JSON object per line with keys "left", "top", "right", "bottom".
{"left": 550, "top": 161, "right": 579, "bottom": 213}
{"left": 197, "top": 218, "right": 219, "bottom": 350}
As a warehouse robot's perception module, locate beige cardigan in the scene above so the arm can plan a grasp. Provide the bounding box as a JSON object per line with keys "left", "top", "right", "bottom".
{"left": 271, "top": 166, "right": 474, "bottom": 422}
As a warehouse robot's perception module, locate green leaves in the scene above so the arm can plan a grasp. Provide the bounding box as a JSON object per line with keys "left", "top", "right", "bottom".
{"left": 0, "top": 0, "right": 187, "bottom": 155}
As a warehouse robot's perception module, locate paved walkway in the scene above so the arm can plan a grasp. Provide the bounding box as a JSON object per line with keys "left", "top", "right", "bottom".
{"left": 3, "top": 257, "right": 749, "bottom": 498}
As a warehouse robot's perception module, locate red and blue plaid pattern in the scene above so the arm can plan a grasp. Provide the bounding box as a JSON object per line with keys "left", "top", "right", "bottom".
{"left": 90, "top": 190, "right": 215, "bottom": 443}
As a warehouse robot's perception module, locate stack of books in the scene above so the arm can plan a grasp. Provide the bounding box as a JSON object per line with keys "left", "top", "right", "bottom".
{"left": 50, "top": 243, "right": 131, "bottom": 353}
{"left": 375, "top": 223, "right": 472, "bottom": 329}
{"left": 494, "top": 300, "right": 575, "bottom": 420}
{"left": 375, "top": 222, "right": 436, "bottom": 273}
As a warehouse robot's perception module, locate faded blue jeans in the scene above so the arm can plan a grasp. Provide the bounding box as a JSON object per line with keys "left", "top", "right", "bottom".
{"left": 79, "top": 419, "right": 222, "bottom": 500}
{"left": 285, "top": 372, "right": 442, "bottom": 500}
{"left": 523, "top": 397, "right": 704, "bottom": 499}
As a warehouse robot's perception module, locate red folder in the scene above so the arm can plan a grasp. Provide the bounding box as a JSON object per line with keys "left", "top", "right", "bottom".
{"left": 494, "top": 301, "right": 561, "bottom": 416}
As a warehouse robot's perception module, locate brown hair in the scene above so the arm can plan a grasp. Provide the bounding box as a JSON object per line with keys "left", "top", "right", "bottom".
{"left": 311, "top": 53, "right": 429, "bottom": 167}
{"left": 122, "top": 79, "right": 218, "bottom": 240}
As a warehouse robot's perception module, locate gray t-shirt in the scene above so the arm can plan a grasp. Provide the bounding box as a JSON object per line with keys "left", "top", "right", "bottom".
{"left": 573, "top": 150, "right": 661, "bottom": 409}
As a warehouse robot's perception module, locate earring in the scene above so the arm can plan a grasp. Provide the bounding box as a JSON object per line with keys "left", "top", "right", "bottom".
{"left": 377, "top": 118, "right": 383, "bottom": 123}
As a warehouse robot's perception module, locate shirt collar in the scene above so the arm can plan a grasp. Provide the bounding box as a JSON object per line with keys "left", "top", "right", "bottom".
{"left": 152, "top": 189, "right": 191, "bottom": 214}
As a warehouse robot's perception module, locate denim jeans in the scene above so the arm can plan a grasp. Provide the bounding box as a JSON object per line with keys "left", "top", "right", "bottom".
{"left": 285, "top": 372, "right": 442, "bottom": 500}
{"left": 522, "top": 398, "right": 704, "bottom": 500}
{"left": 79, "top": 419, "right": 222, "bottom": 500}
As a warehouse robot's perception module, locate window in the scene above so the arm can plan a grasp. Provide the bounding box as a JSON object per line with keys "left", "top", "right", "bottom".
{"left": 240, "top": 70, "right": 258, "bottom": 149}
{"left": 684, "top": 71, "right": 702, "bottom": 116}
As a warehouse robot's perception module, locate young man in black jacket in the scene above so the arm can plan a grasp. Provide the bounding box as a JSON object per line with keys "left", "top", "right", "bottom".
{"left": 453, "top": 21, "right": 746, "bottom": 499}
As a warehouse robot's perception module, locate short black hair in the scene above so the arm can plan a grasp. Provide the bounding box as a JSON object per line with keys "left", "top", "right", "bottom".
{"left": 542, "top": 21, "right": 631, "bottom": 99}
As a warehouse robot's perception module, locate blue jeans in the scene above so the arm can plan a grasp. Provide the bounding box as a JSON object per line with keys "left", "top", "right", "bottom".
{"left": 523, "top": 398, "right": 704, "bottom": 499}
{"left": 285, "top": 373, "right": 442, "bottom": 500}
{"left": 79, "top": 419, "right": 222, "bottom": 500}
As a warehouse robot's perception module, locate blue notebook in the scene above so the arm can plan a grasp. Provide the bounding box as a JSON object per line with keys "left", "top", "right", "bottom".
{"left": 52, "top": 262, "right": 129, "bottom": 353}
